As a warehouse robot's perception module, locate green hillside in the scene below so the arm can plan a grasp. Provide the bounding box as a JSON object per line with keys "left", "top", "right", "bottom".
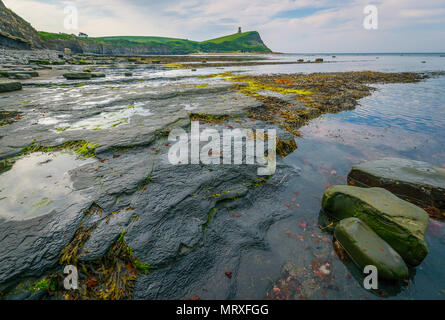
{"left": 38, "top": 31, "right": 272, "bottom": 54}
{"left": 200, "top": 31, "right": 271, "bottom": 53}
{"left": 203, "top": 32, "right": 255, "bottom": 44}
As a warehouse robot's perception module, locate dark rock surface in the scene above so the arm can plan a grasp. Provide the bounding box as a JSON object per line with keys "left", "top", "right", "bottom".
{"left": 63, "top": 72, "right": 93, "bottom": 80}
{"left": 0, "top": 55, "right": 300, "bottom": 299}
{"left": 0, "top": 79, "right": 22, "bottom": 92}
{"left": 348, "top": 158, "right": 445, "bottom": 210}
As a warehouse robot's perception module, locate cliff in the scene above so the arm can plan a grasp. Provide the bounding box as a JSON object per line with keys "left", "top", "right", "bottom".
{"left": 38, "top": 31, "right": 272, "bottom": 55}
{"left": 0, "top": 0, "right": 44, "bottom": 49}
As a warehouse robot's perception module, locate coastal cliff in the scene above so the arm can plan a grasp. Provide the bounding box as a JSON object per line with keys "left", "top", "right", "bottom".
{"left": 0, "top": 0, "right": 44, "bottom": 49}
{"left": 39, "top": 31, "right": 272, "bottom": 55}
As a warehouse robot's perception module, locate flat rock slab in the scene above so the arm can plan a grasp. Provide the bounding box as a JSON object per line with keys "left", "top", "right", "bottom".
{"left": 335, "top": 217, "right": 409, "bottom": 280}
{"left": 0, "top": 70, "right": 39, "bottom": 77}
{"left": 63, "top": 72, "right": 92, "bottom": 80}
{"left": 0, "top": 79, "right": 22, "bottom": 93}
{"left": 90, "top": 73, "right": 105, "bottom": 78}
{"left": 9, "top": 73, "right": 32, "bottom": 80}
{"left": 322, "top": 185, "right": 429, "bottom": 266}
{"left": 348, "top": 158, "right": 445, "bottom": 210}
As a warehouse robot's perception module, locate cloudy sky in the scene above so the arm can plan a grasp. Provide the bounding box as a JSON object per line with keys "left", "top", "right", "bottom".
{"left": 4, "top": 0, "right": 445, "bottom": 52}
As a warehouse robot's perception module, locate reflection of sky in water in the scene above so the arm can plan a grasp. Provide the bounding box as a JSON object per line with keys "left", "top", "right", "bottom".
{"left": 299, "top": 77, "right": 445, "bottom": 167}
{"left": 265, "top": 76, "right": 445, "bottom": 299}
{"left": 0, "top": 152, "right": 95, "bottom": 221}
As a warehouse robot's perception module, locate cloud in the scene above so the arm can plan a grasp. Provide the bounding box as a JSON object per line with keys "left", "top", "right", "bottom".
{"left": 3, "top": 0, "right": 445, "bottom": 52}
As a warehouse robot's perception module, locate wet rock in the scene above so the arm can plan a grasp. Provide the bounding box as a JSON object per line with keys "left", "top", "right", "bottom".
{"left": 334, "top": 218, "right": 409, "bottom": 280}
{"left": 0, "top": 70, "right": 39, "bottom": 77}
{"left": 63, "top": 72, "right": 93, "bottom": 80}
{"left": 348, "top": 158, "right": 445, "bottom": 210}
{"left": 315, "top": 58, "right": 324, "bottom": 63}
{"left": 90, "top": 73, "right": 106, "bottom": 78}
{"left": 124, "top": 72, "right": 133, "bottom": 77}
{"left": 322, "top": 185, "right": 429, "bottom": 266}
{"left": 9, "top": 73, "right": 32, "bottom": 80}
{"left": 28, "top": 59, "right": 50, "bottom": 65}
{"left": 0, "top": 79, "right": 22, "bottom": 92}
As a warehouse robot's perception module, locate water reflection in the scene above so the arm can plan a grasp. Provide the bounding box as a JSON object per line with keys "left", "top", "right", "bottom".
{"left": 0, "top": 152, "right": 95, "bottom": 221}
{"left": 245, "top": 75, "right": 445, "bottom": 300}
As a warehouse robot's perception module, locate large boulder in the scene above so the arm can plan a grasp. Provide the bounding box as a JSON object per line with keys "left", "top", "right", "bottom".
{"left": 348, "top": 158, "right": 445, "bottom": 210}
{"left": 63, "top": 72, "right": 93, "bottom": 80}
{"left": 335, "top": 218, "right": 409, "bottom": 280}
{"left": 322, "top": 185, "right": 429, "bottom": 266}
{"left": 0, "top": 79, "right": 22, "bottom": 93}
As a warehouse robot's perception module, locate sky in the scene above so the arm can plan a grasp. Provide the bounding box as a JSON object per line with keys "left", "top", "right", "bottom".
{"left": 3, "top": 0, "right": 445, "bottom": 53}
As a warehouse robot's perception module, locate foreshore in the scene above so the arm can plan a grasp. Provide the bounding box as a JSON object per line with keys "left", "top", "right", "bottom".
{"left": 0, "top": 48, "right": 440, "bottom": 300}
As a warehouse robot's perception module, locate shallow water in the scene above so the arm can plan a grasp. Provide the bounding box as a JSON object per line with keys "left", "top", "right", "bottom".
{"left": 241, "top": 73, "right": 445, "bottom": 300}
{"left": 0, "top": 152, "right": 94, "bottom": 221}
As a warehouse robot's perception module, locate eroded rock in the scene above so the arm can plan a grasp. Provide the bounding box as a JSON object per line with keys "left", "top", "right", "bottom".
{"left": 0, "top": 79, "right": 22, "bottom": 92}
{"left": 348, "top": 158, "right": 445, "bottom": 210}
{"left": 334, "top": 217, "right": 409, "bottom": 280}
{"left": 322, "top": 185, "right": 429, "bottom": 266}
{"left": 63, "top": 72, "right": 93, "bottom": 80}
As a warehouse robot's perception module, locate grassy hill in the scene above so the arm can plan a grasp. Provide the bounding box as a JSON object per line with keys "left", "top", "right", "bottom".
{"left": 201, "top": 31, "right": 271, "bottom": 53}
{"left": 203, "top": 32, "right": 256, "bottom": 44}
{"left": 38, "top": 31, "right": 272, "bottom": 54}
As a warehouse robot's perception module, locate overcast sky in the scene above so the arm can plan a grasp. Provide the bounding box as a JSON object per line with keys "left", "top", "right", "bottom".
{"left": 4, "top": 0, "right": 445, "bottom": 53}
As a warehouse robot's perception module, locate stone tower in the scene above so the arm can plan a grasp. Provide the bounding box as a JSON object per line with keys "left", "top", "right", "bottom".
{"left": 238, "top": 27, "right": 242, "bottom": 34}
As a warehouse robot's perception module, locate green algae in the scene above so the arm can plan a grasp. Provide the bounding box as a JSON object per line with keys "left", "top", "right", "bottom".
{"left": 322, "top": 185, "right": 429, "bottom": 266}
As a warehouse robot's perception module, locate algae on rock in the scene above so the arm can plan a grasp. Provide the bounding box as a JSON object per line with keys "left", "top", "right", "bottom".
{"left": 322, "top": 185, "right": 429, "bottom": 266}
{"left": 335, "top": 217, "right": 409, "bottom": 280}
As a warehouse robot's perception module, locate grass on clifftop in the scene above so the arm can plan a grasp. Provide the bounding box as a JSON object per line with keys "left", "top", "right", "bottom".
{"left": 202, "top": 31, "right": 258, "bottom": 44}
{"left": 38, "top": 31, "right": 272, "bottom": 53}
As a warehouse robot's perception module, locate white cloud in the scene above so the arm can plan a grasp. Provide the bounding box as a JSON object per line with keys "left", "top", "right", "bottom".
{"left": 3, "top": 0, "right": 445, "bottom": 52}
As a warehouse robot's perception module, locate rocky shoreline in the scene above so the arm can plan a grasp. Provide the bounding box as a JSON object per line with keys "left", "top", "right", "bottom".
{"left": 0, "top": 49, "right": 442, "bottom": 300}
